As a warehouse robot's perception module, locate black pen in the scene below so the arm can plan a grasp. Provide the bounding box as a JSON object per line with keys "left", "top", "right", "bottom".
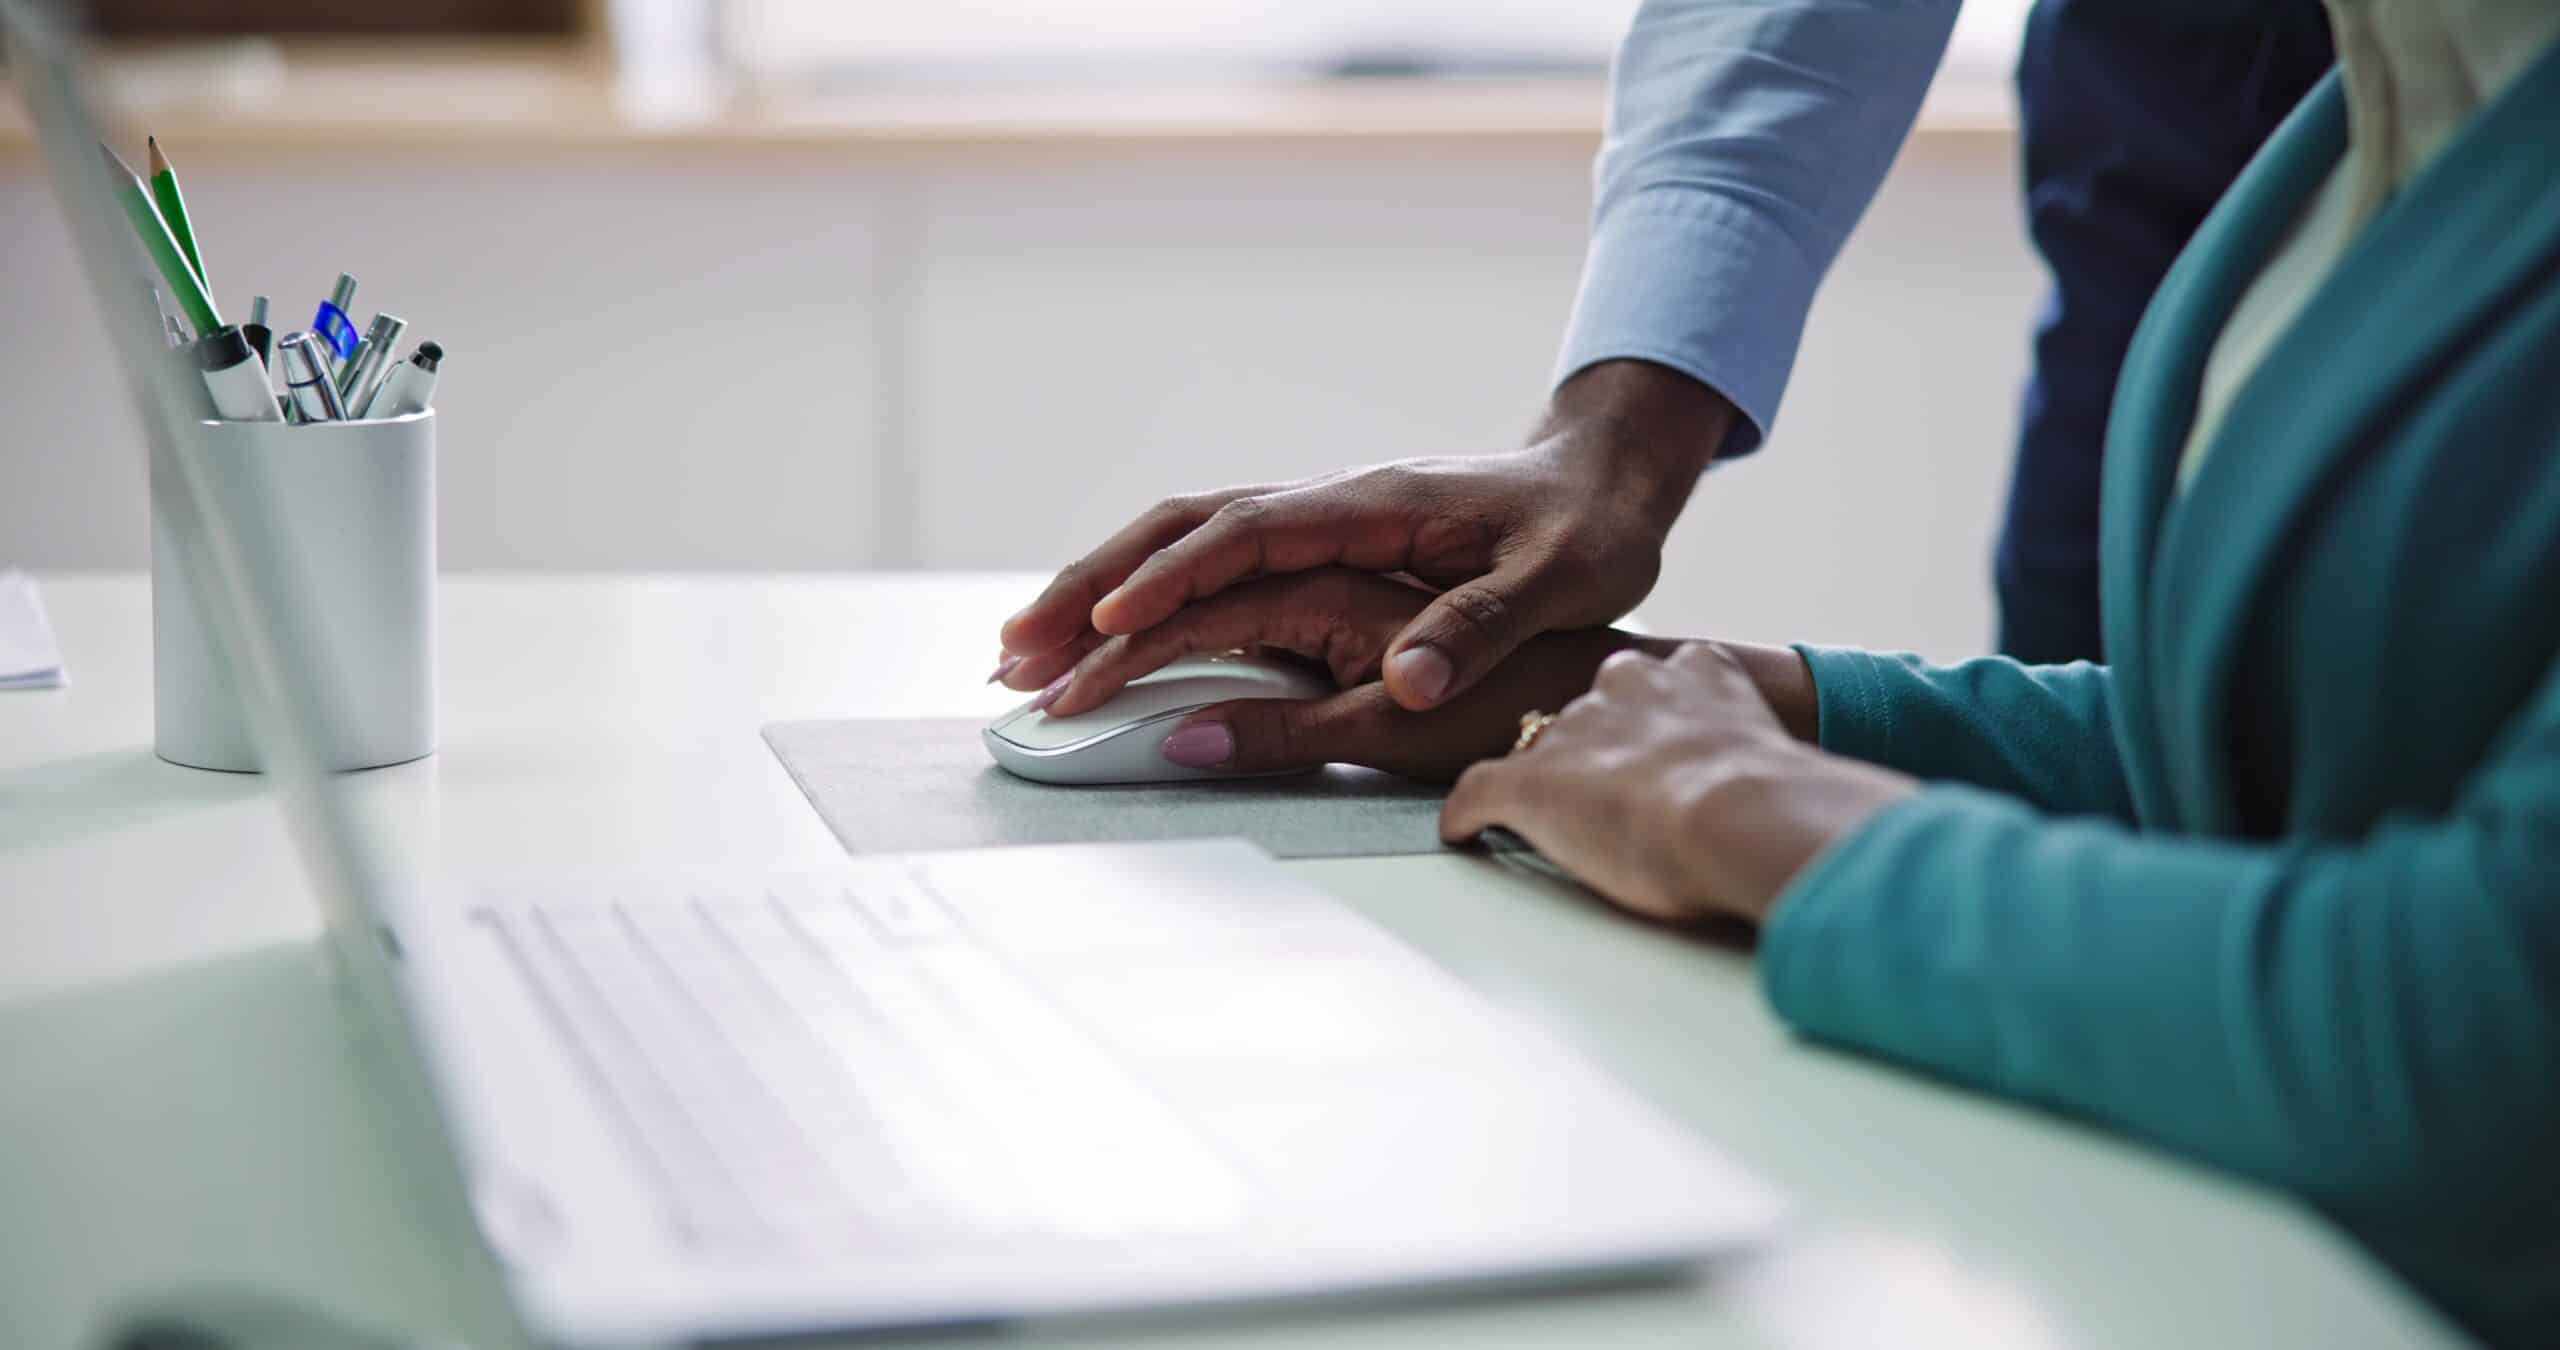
{"left": 242, "top": 294, "right": 272, "bottom": 366}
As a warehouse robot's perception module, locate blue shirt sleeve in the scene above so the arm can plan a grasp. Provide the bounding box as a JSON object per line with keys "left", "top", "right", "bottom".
{"left": 1556, "top": 0, "right": 1962, "bottom": 456}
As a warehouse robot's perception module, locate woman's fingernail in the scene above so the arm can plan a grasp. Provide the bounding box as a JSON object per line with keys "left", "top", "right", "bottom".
{"left": 1031, "top": 672, "right": 1072, "bottom": 711}
{"left": 1389, "top": 645, "right": 1454, "bottom": 705}
{"left": 986, "top": 654, "right": 1023, "bottom": 684}
{"left": 1159, "top": 722, "right": 1235, "bottom": 769}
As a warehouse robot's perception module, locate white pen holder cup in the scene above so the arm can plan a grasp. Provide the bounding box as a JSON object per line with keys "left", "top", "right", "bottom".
{"left": 152, "top": 410, "right": 436, "bottom": 772}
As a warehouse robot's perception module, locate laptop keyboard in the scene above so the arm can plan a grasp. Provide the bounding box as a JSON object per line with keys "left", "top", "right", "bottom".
{"left": 477, "top": 871, "right": 1249, "bottom": 1254}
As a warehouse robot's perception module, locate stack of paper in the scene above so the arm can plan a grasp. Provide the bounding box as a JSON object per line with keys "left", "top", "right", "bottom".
{"left": 0, "top": 570, "right": 66, "bottom": 690}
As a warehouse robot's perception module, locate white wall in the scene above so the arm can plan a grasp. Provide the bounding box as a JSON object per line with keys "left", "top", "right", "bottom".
{"left": 0, "top": 128, "right": 2038, "bottom": 659}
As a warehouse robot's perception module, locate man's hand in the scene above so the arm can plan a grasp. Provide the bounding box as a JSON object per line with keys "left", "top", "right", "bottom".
{"left": 995, "top": 360, "right": 1736, "bottom": 711}
{"left": 1021, "top": 568, "right": 1663, "bottom": 783}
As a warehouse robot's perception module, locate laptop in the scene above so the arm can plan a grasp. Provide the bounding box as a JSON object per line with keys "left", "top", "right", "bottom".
{"left": 3, "top": 6, "right": 1782, "bottom": 1343}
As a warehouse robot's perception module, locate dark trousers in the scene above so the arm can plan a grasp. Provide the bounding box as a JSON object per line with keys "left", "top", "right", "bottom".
{"left": 1996, "top": 0, "right": 2334, "bottom": 663}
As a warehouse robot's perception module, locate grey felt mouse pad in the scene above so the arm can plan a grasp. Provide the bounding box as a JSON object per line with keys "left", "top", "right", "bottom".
{"left": 762, "top": 718, "right": 1449, "bottom": 859}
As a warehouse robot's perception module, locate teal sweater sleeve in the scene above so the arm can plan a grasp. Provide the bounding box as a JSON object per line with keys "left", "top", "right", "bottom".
{"left": 1793, "top": 646, "right": 2138, "bottom": 822}
{"left": 1760, "top": 665, "right": 2560, "bottom": 1339}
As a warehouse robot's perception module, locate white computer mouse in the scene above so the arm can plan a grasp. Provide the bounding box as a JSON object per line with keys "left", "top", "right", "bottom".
{"left": 983, "top": 650, "right": 1332, "bottom": 785}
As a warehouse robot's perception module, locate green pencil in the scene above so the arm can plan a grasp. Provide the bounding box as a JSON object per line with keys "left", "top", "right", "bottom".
{"left": 145, "top": 136, "right": 211, "bottom": 295}
{"left": 98, "top": 142, "right": 219, "bottom": 336}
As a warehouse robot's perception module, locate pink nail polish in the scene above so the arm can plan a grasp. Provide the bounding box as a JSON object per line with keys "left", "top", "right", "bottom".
{"left": 1031, "top": 673, "right": 1072, "bottom": 711}
{"left": 1159, "top": 722, "right": 1234, "bottom": 769}
{"left": 986, "top": 654, "right": 1023, "bottom": 685}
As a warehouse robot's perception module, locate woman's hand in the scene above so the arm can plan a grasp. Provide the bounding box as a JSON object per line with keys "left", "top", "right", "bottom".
{"left": 1441, "top": 644, "right": 1916, "bottom": 925}
{"left": 994, "top": 361, "right": 1736, "bottom": 712}
{"left": 1014, "top": 567, "right": 1667, "bottom": 783}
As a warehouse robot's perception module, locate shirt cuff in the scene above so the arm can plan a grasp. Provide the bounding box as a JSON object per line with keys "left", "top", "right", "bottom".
{"left": 1553, "top": 192, "right": 1824, "bottom": 459}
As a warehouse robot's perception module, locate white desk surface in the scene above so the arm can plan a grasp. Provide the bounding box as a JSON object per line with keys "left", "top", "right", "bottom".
{"left": 0, "top": 572, "right": 2461, "bottom": 1350}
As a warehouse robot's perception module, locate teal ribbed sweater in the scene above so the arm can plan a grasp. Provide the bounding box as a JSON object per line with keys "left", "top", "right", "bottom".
{"left": 1756, "top": 50, "right": 2560, "bottom": 1346}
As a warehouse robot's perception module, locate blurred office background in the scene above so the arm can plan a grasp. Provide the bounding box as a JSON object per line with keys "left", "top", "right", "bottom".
{"left": 1, "top": 0, "right": 2037, "bottom": 658}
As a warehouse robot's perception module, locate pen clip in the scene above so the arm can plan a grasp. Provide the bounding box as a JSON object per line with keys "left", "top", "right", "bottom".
{"left": 311, "top": 301, "right": 359, "bottom": 359}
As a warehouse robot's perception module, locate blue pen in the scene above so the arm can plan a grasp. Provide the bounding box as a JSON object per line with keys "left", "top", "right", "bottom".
{"left": 312, "top": 271, "right": 359, "bottom": 362}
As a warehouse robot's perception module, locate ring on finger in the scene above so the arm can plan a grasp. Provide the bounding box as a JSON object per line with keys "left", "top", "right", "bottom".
{"left": 1512, "top": 710, "right": 1558, "bottom": 755}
